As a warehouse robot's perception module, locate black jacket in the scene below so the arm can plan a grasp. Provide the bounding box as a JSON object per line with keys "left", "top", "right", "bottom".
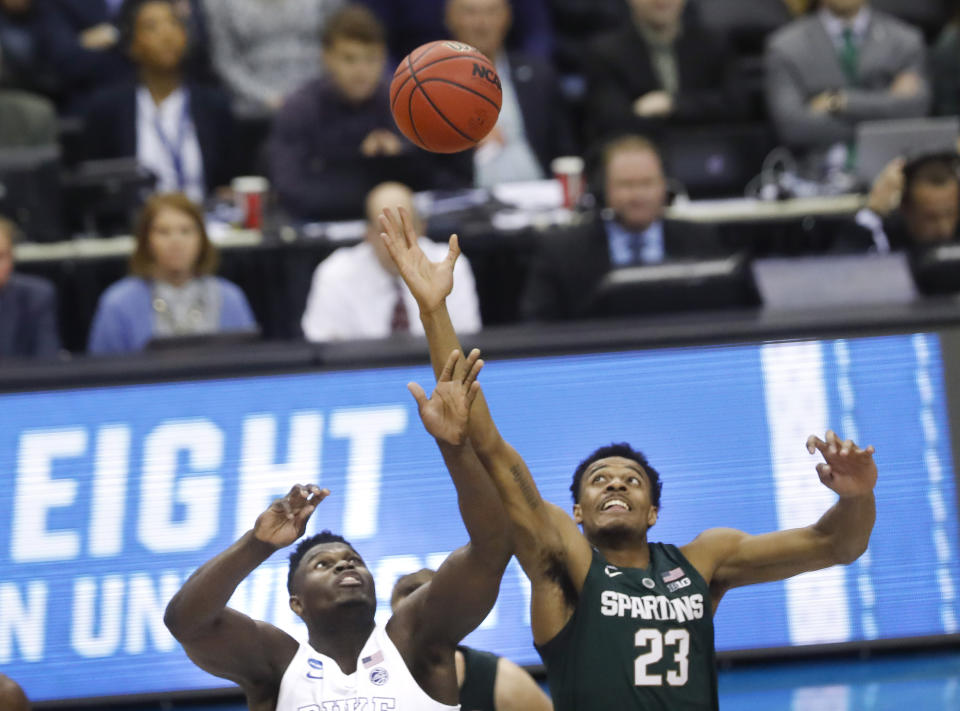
{"left": 520, "top": 213, "right": 726, "bottom": 321}
{"left": 0, "top": 273, "right": 60, "bottom": 359}
{"left": 83, "top": 81, "right": 237, "bottom": 193}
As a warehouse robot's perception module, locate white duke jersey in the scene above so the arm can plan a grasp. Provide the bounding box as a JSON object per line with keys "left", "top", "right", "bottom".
{"left": 276, "top": 623, "right": 460, "bottom": 711}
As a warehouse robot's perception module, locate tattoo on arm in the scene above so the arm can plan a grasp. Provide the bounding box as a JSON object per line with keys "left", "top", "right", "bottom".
{"left": 511, "top": 463, "right": 542, "bottom": 511}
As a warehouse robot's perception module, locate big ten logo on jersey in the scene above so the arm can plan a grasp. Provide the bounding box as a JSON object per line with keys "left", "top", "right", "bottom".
{"left": 666, "top": 577, "right": 691, "bottom": 594}
{"left": 297, "top": 699, "right": 397, "bottom": 711}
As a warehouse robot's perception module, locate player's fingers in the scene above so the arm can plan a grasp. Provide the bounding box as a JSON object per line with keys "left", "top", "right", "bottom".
{"left": 841, "top": 439, "right": 854, "bottom": 456}
{"left": 446, "top": 234, "right": 461, "bottom": 266}
{"left": 398, "top": 207, "right": 417, "bottom": 247}
{"left": 377, "top": 213, "right": 397, "bottom": 241}
{"left": 461, "top": 348, "right": 481, "bottom": 382}
{"left": 826, "top": 430, "right": 840, "bottom": 453}
{"left": 806, "top": 435, "right": 827, "bottom": 455}
{"left": 440, "top": 349, "right": 460, "bottom": 382}
{"left": 465, "top": 356, "right": 484, "bottom": 389}
{"left": 816, "top": 462, "right": 833, "bottom": 482}
{"left": 407, "top": 382, "right": 429, "bottom": 409}
{"left": 465, "top": 380, "right": 482, "bottom": 409}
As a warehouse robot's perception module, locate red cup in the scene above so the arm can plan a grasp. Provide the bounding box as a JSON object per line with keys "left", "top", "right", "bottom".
{"left": 551, "top": 156, "right": 585, "bottom": 209}
{"left": 232, "top": 176, "right": 269, "bottom": 229}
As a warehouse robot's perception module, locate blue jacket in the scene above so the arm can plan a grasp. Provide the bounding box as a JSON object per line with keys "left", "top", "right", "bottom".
{"left": 88, "top": 276, "right": 255, "bottom": 354}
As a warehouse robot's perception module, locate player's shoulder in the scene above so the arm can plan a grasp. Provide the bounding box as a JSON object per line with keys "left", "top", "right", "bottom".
{"left": 681, "top": 528, "right": 746, "bottom": 560}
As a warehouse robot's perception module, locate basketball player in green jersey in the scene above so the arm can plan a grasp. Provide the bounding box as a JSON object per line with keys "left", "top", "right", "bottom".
{"left": 378, "top": 207, "right": 879, "bottom": 710}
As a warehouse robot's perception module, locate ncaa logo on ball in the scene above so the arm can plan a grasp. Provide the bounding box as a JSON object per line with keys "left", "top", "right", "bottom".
{"left": 370, "top": 667, "right": 389, "bottom": 686}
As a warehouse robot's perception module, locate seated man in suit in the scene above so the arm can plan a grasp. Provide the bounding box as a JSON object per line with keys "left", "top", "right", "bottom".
{"left": 583, "top": 0, "right": 742, "bottom": 143}
{"left": 446, "top": 0, "right": 574, "bottom": 188}
{"left": 0, "top": 215, "right": 60, "bottom": 359}
{"left": 765, "top": 0, "right": 929, "bottom": 176}
{"left": 839, "top": 154, "right": 960, "bottom": 252}
{"left": 83, "top": 0, "right": 235, "bottom": 203}
{"left": 521, "top": 134, "right": 726, "bottom": 321}
{"left": 301, "top": 181, "right": 482, "bottom": 341}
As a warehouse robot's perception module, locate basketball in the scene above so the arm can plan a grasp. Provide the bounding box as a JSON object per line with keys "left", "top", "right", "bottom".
{"left": 390, "top": 40, "right": 503, "bottom": 154}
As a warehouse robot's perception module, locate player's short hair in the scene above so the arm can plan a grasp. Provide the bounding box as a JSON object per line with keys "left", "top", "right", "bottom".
{"left": 287, "top": 530, "right": 354, "bottom": 593}
{"left": 903, "top": 154, "right": 960, "bottom": 207}
{"left": 570, "top": 443, "right": 663, "bottom": 508}
{"left": 390, "top": 568, "right": 435, "bottom": 609}
{"left": 321, "top": 4, "right": 386, "bottom": 49}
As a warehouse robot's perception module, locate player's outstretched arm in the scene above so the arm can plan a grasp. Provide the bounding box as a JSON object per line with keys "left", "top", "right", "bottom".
{"left": 379, "top": 208, "right": 592, "bottom": 643}
{"left": 164, "top": 485, "right": 328, "bottom": 692}
{"left": 683, "top": 431, "right": 877, "bottom": 602}
{"left": 394, "top": 349, "right": 511, "bottom": 650}
{"left": 493, "top": 657, "right": 555, "bottom": 711}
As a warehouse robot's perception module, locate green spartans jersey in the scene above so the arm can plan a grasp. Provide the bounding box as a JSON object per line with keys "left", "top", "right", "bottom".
{"left": 537, "top": 543, "right": 718, "bottom": 710}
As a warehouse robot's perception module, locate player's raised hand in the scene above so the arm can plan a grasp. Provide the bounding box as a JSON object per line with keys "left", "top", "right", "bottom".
{"left": 408, "top": 349, "right": 483, "bottom": 445}
{"left": 806, "top": 431, "right": 877, "bottom": 498}
{"left": 254, "top": 484, "right": 329, "bottom": 548}
{"left": 379, "top": 206, "right": 459, "bottom": 313}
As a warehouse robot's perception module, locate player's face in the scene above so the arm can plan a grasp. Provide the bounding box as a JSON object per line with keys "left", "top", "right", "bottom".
{"left": 290, "top": 543, "right": 377, "bottom": 620}
{"left": 130, "top": 1, "right": 187, "bottom": 72}
{"left": 446, "top": 0, "right": 511, "bottom": 60}
{"left": 147, "top": 206, "right": 203, "bottom": 278}
{"left": 324, "top": 38, "right": 387, "bottom": 104}
{"left": 904, "top": 182, "right": 960, "bottom": 244}
{"left": 629, "top": 0, "right": 686, "bottom": 31}
{"left": 605, "top": 149, "right": 668, "bottom": 232}
{"left": 821, "top": 0, "right": 866, "bottom": 19}
{"left": 574, "top": 457, "right": 658, "bottom": 541}
{"left": 0, "top": 229, "right": 13, "bottom": 289}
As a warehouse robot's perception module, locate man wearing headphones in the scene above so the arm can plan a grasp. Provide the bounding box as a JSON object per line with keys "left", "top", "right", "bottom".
{"left": 520, "top": 134, "right": 728, "bottom": 321}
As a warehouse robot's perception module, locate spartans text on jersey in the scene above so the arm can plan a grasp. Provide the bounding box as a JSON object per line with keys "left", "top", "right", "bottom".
{"left": 600, "top": 591, "right": 705, "bottom": 623}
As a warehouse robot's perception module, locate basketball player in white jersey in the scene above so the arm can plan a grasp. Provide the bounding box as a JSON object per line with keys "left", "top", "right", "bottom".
{"left": 165, "top": 349, "right": 510, "bottom": 710}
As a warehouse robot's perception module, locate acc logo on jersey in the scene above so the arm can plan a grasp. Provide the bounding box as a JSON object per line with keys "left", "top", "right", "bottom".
{"left": 370, "top": 667, "right": 389, "bottom": 686}
{"left": 306, "top": 658, "right": 324, "bottom": 681}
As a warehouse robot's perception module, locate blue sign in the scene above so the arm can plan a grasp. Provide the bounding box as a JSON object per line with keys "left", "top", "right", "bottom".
{"left": 1, "top": 333, "right": 958, "bottom": 702}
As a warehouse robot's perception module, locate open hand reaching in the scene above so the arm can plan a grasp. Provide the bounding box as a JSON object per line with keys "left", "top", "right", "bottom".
{"left": 253, "top": 484, "right": 329, "bottom": 548}
{"left": 806, "top": 431, "right": 877, "bottom": 498}
{"left": 408, "top": 349, "right": 483, "bottom": 445}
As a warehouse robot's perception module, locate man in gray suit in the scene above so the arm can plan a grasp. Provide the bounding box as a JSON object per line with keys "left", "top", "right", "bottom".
{"left": 765, "top": 0, "right": 929, "bottom": 174}
{"left": 0, "top": 215, "right": 60, "bottom": 359}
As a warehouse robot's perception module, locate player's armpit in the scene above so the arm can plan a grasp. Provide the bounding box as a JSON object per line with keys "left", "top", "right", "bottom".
{"left": 174, "top": 610, "right": 297, "bottom": 691}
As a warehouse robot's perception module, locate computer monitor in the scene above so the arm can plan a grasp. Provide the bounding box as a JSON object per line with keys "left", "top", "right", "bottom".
{"left": 752, "top": 253, "right": 918, "bottom": 310}
{"left": 585, "top": 255, "right": 759, "bottom": 318}
{"left": 910, "top": 244, "right": 960, "bottom": 296}
{"left": 0, "top": 145, "right": 63, "bottom": 243}
{"left": 855, "top": 117, "right": 960, "bottom": 185}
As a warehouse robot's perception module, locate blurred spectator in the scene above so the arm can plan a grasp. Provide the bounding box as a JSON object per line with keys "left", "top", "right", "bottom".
{"left": 446, "top": 0, "right": 574, "bottom": 188}
{"left": 83, "top": 0, "right": 236, "bottom": 203}
{"left": 932, "top": 1, "right": 960, "bottom": 116}
{"left": 203, "top": 0, "right": 345, "bottom": 118}
{"left": 0, "top": 89, "right": 56, "bottom": 147}
{"left": 88, "top": 192, "right": 255, "bottom": 354}
{"left": 36, "top": 0, "right": 133, "bottom": 114}
{"left": 840, "top": 155, "right": 960, "bottom": 252}
{"left": 548, "top": 0, "right": 630, "bottom": 77}
{"left": 269, "top": 4, "right": 465, "bottom": 221}
{"left": 0, "top": 0, "right": 44, "bottom": 89}
{"left": 0, "top": 215, "right": 61, "bottom": 360}
{"left": 521, "top": 135, "right": 726, "bottom": 321}
{"left": 359, "top": 0, "right": 552, "bottom": 65}
{"left": 301, "top": 181, "right": 481, "bottom": 341}
{"left": 765, "top": 0, "right": 929, "bottom": 175}
{"left": 583, "top": 0, "right": 742, "bottom": 144}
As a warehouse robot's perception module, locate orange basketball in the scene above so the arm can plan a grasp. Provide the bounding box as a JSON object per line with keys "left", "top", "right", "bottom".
{"left": 390, "top": 40, "right": 503, "bottom": 154}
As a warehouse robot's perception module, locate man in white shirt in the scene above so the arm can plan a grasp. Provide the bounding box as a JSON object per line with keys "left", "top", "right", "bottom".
{"left": 301, "top": 182, "right": 482, "bottom": 341}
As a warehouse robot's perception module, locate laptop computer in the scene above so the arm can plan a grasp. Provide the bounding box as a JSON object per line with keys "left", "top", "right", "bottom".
{"left": 752, "top": 253, "right": 918, "bottom": 310}
{"left": 855, "top": 117, "right": 960, "bottom": 185}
